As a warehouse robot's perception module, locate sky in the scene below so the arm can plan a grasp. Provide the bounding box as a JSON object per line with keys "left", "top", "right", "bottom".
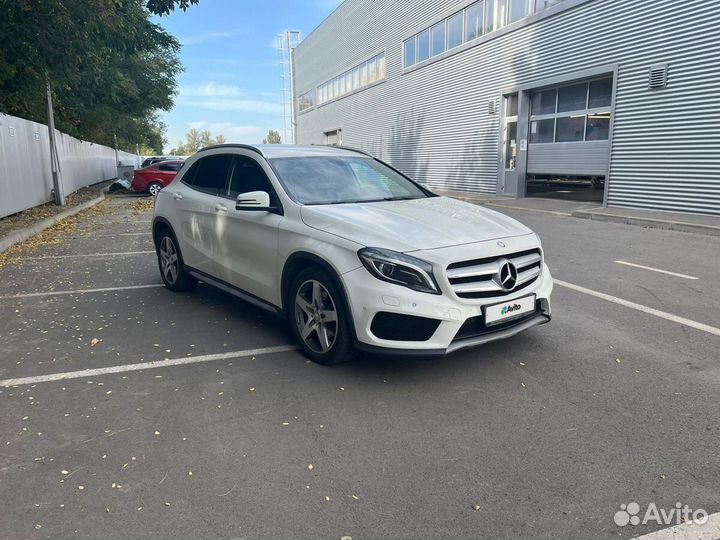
{"left": 154, "top": 0, "right": 343, "bottom": 152}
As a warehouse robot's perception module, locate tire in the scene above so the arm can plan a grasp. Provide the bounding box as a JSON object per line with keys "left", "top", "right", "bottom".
{"left": 148, "top": 182, "right": 164, "bottom": 197}
{"left": 288, "top": 267, "right": 355, "bottom": 365}
{"left": 156, "top": 228, "right": 197, "bottom": 292}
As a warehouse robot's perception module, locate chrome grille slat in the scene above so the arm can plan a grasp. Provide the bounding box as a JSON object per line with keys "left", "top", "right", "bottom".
{"left": 509, "top": 252, "right": 542, "bottom": 270}
{"left": 516, "top": 266, "right": 541, "bottom": 286}
{"left": 446, "top": 262, "right": 498, "bottom": 280}
{"left": 446, "top": 248, "right": 543, "bottom": 300}
{"left": 453, "top": 281, "right": 504, "bottom": 295}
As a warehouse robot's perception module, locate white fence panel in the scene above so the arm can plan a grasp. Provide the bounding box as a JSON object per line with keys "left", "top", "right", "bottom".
{"left": 0, "top": 112, "right": 138, "bottom": 219}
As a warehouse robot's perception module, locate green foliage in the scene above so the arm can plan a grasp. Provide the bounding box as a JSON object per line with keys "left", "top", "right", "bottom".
{"left": 263, "top": 130, "right": 282, "bottom": 144}
{"left": 0, "top": 0, "right": 181, "bottom": 153}
{"left": 145, "top": 0, "right": 199, "bottom": 16}
{"left": 169, "top": 128, "right": 227, "bottom": 156}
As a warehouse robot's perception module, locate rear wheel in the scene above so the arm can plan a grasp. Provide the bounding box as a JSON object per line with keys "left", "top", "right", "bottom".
{"left": 156, "top": 229, "right": 197, "bottom": 292}
{"left": 289, "top": 267, "right": 355, "bottom": 365}
{"left": 148, "top": 182, "right": 164, "bottom": 197}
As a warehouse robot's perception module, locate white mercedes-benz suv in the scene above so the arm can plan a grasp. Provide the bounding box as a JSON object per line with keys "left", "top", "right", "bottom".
{"left": 152, "top": 144, "right": 553, "bottom": 365}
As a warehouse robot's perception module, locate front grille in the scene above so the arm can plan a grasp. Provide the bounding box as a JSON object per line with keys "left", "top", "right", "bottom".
{"left": 453, "top": 300, "right": 543, "bottom": 342}
{"left": 446, "top": 248, "right": 542, "bottom": 299}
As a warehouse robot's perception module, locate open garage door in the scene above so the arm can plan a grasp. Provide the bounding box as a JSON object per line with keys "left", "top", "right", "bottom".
{"left": 526, "top": 77, "right": 613, "bottom": 201}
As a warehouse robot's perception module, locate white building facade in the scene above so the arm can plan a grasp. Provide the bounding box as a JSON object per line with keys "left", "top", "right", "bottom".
{"left": 293, "top": 0, "right": 720, "bottom": 216}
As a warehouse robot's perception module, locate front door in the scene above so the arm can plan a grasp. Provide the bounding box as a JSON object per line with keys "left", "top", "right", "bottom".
{"left": 500, "top": 93, "right": 520, "bottom": 196}
{"left": 215, "top": 154, "right": 283, "bottom": 304}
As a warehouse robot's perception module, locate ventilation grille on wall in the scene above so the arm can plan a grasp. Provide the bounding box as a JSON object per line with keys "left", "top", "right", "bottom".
{"left": 488, "top": 99, "right": 497, "bottom": 115}
{"left": 648, "top": 64, "right": 668, "bottom": 90}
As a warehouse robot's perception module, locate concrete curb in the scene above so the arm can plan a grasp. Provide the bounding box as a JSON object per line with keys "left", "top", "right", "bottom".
{"left": 572, "top": 209, "right": 720, "bottom": 237}
{"left": 0, "top": 190, "right": 107, "bottom": 254}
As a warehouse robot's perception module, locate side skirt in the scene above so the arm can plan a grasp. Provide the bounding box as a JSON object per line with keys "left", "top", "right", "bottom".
{"left": 186, "top": 268, "right": 284, "bottom": 317}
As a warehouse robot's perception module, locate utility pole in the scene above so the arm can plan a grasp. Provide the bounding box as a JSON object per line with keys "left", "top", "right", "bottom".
{"left": 46, "top": 79, "right": 65, "bottom": 206}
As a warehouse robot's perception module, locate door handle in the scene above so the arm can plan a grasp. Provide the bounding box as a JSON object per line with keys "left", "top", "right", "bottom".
{"left": 173, "top": 192, "right": 183, "bottom": 201}
{"left": 214, "top": 203, "right": 228, "bottom": 213}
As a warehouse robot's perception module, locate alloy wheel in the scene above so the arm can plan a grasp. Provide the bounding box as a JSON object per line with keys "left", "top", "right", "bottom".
{"left": 149, "top": 183, "right": 162, "bottom": 196}
{"left": 159, "top": 236, "right": 179, "bottom": 284}
{"left": 294, "top": 280, "right": 338, "bottom": 354}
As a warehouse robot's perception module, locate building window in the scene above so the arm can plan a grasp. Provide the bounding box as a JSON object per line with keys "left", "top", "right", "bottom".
{"left": 504, "top": 93, "right": 519, "bottom": 170}
{"left": 555, "top": 116, "right": 586, "bottom": 142}
{"left": 316, "top": 53, "right": 386, "bottom": 106}
{"left": 530, "top": 119, "right": 555, "bottom": 143}
{"left": 417, "top": 29, "right": 430, "bottom": 63}
{"left": 298, "top": 90, "right": 315, "bottom": 113}
{"left": 509, "top": 0, "right": 533, "bottom": 23}
{"left": 529, "top": 77, "right": 614, "bottom": 143}
{"left": 586, "top": 112, "right": 611, "bottom": 141}
{"left": 431, "top": 21, "right": 446, "bottom": 56}
{"left": 465, "top": 1, "right": 484, "bottom": 42}
{"left": 447, "top": 12, "right": 464, "bottom": 49}
{"left": 531, "top": 88, "right": 557, "bottom": 116}
{"left": 403, "top": 0, "right": 567, "bottom": 70}
{"left": 404, "top": 39, "right": 416, "bottom": 68}
{"left": 589, "top": 78, "right": 613, "bottom": 108}
{"left": 557, "top": 82, "right": 588, "bottom": 113}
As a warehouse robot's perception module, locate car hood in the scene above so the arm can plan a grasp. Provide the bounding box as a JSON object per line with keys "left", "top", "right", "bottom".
{"left": 300, "top": 197, "right": 533, "bottom": 252}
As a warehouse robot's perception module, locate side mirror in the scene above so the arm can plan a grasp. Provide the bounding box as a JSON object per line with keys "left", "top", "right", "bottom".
{"left": 236, "top": 191, "right": 273, "bottom": 212}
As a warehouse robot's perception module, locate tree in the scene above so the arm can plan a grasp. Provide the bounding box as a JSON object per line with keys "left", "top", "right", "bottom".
{"left": 263, "top": 130, "right": 282, "bottom": 144}
{"left": 170, "top": 129, "right": 226, "bottom": 155}
{"left": 146, "top": 0, "right": 200, "bottom": 15}
{"left": 0, "top": 0, "right": 181, "bottom": 152}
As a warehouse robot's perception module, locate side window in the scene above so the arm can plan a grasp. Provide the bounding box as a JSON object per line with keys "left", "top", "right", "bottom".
{"left": 228, "top": 156, "right": 276, "bottom": 203}
{"left": 185, "top": 154, "right": 233, "bottom": 195}
{"left": 159, "top": 162, "right": 181, "bottom": 172}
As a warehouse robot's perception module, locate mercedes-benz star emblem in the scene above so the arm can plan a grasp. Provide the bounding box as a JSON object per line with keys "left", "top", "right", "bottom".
{"left": 498, "top": 261, "right": 518, "bottom": 291}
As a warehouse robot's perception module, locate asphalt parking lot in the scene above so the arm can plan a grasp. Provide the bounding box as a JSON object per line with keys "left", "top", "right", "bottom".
{"left": 1, "top": 195, "right": 719, "bottom": 540}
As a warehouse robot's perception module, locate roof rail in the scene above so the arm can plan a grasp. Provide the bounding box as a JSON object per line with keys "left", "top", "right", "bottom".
{"left": 197, "top": 144, "right": 264, "bottom": 157}
{"left": 311, "top": 144, "right": 374, "bottom": 158}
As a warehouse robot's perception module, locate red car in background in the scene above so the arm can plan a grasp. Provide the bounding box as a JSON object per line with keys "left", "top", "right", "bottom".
{"left": 132, "top": 160, "right": 184, "bottom": 196}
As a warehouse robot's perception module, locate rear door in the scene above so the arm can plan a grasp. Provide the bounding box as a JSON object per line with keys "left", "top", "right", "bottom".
{"left": 215, "top": 153, "right": 283, "bottom": 304}
{"left": 169, "top": 153, "right": 233, "bottom": 277}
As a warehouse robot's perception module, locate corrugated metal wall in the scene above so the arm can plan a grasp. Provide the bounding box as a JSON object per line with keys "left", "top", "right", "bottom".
{"left": 0, "top": 113, "right": 138, "bottom": 219}
{"left": 294, "top": 0, "right": 720, "bottom": 216}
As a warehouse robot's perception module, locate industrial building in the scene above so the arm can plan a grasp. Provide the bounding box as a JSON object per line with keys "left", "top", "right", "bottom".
{"left": 292, "top": 0, "right": 720, "bottom": 216}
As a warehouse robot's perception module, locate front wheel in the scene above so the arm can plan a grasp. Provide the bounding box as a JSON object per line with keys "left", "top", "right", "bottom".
{"left": 289, "top": 267, "right": 355, "bottom": 365}
{"left": 156, "top": 230, "right": 197, "bottom": 292}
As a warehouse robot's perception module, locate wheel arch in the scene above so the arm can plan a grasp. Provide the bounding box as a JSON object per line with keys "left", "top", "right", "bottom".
{"left": 281, "top": 251, "right": 360, "bottom": 346}
{"left": 152, "top": 217, "right": 175, "bottom": 251}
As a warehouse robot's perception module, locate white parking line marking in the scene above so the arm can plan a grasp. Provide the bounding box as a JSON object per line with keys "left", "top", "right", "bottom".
{"left": 555, "top": 280, "right": 720, "bottom": 338}
{"left": 68, "top": 233, "right": 152, "bottom": 238}
{"left": 0, "top": 345, "right": 297, "bottom": 387}
{"left": 630, "top": 512, "right": 720, "bottom": 540}
{"left": 18, "top": 251, "right": 154, "bottom": 260}
{"left": 615, "top": 260, "right": 699, "bottom": 280}
{"left": 0, "top": 284, "right": 164, "bottom": 300}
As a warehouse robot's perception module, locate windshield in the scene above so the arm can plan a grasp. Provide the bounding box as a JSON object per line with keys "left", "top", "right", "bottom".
{"left": 269, "top": 156, "right": 429, "bottom": 205}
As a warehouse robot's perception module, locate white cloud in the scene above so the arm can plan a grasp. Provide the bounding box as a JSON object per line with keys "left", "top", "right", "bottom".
{"left": 180, "top": 82, "right": 244, "bottom": 98}
{"left": 179, "top": 31, "right": 240, "bottom": 46}
{"left": 185, "top": 122, "right": 265, "bottom": 143}
{"left": 177, "top": 97, "right": 283, "bottom": 115}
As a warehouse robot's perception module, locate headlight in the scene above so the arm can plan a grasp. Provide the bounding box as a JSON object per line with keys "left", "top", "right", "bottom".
{"left": 358, "top": 247, "right": 441, "bottom": 295}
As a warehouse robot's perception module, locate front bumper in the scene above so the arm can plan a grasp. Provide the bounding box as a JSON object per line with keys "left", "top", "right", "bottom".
{"left": 341, "top": 262, "right": 553, "bottom": 357}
